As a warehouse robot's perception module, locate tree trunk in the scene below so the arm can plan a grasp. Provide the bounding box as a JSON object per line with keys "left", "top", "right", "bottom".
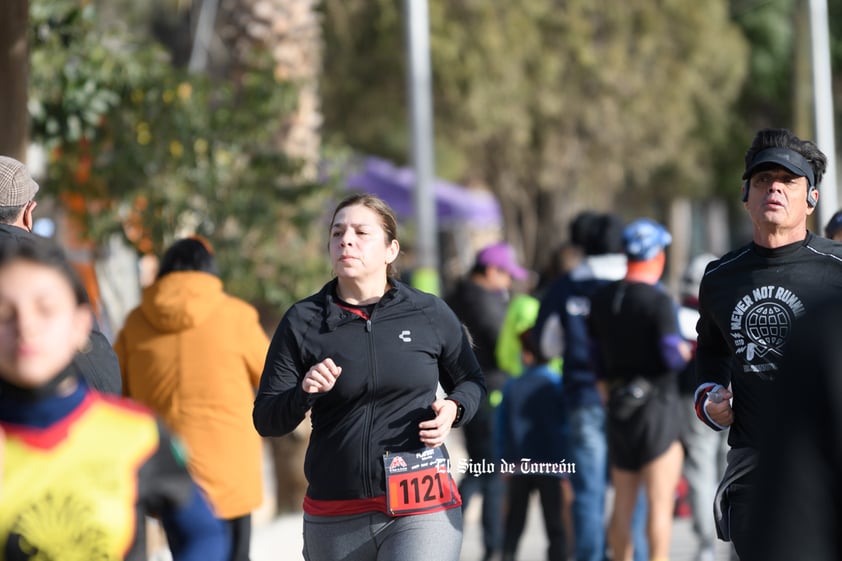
{"left": 668, "top": 198, "right": 692, "bottom": 296}
{"left": 0, "top": 0, "right": 29, "bottom": 160}
{"left": 219, "top": 0, "right": 323, "bottom": 514}
{"left": 222, "top": 0, "right": 323, "bottom": 181}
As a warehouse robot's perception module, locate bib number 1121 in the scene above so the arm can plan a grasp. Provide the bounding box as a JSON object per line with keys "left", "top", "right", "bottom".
{"left": 383, "top": 447, "right": 459, "bottom": 515}
{"left": 397, "top": 470, "right": 447, "bottom": 504}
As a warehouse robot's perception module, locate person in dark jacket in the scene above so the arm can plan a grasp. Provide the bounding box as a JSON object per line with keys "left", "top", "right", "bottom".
{"left": 0, "top": 155, "right": 121, "bottom": 394}
{"left": 750, "top": 296, "right": 842, "bottom": 561}
{"left": 588, "top": 218, "right": 689, "bottom": 561}
{"left": 253, "top": 193, "right": 486, "bottom": 561}
{"left": 694, "top": 128, "right": 842, "bottom": 559}
{"left": 823, "top": 208, "right": 842, "bottom": 241}
{"left": 0, "top": 237, "right": 228, "bottom": 561}
{"left": 496, "top": 328, "right": 569, "bottom": 561}
{"left": 445, "top": 241, "right": 528, "bottom": 561}
{"left": 535, "top": 212, "right": 650, "bottom": 561}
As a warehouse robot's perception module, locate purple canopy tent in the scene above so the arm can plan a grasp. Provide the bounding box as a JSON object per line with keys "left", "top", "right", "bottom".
{"left": 346, "top": 157, "right": 501, "bottom": 229}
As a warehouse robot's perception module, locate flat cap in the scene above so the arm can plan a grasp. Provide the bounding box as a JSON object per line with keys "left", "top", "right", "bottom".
{"left": 0, "top": 156, "right": 39, "bottom": 207}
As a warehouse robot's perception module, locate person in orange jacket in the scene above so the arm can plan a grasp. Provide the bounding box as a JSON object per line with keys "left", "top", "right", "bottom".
{"left": 114, "top": 237, "right": 269, "bottom": 561}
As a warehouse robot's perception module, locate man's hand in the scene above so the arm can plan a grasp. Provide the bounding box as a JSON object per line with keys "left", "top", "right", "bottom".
{"left": 418, "top": 399, "right": 458, "bottom": 448}
{"left": 301, "top": 358, "right": 342, "bottom": 394}
{"left": 705, "top": 387, "right": 734, "bottom": 427}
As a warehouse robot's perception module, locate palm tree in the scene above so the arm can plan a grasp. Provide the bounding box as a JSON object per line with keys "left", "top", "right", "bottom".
{"left": 220, "top": 0, "right": 322, "bottom": 181}
{"left": 0, "top": 0, "right": 30, "bottom": 159}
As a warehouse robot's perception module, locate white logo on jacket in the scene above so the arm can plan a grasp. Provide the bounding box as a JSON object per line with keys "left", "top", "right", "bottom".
{"left": 729, "top": 285, "right": 805, "bottom": 378}
{"left": 398, "top": 330, "right": 412, "bottom": 342}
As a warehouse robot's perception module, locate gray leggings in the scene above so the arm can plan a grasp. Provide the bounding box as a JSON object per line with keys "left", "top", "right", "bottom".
{"left": 302, "top": 507, "right": 462, "bottom": 561}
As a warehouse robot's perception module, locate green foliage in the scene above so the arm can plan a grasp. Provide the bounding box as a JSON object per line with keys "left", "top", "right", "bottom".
{"left": 727, "top": 0, "right": 798, "bottom": 149}
{"left": 732, "top": 0, "right": 796, "bottom": 90}
{"left": 321, "top": 0, "right": 409, "bottom": 162}
{"left": 832, "top": 0, "right": 842, "bottom": 66}
{"left": 29, "top": 0, "right": 337, "bottom": 308}
{"left": 321, "top": 0, "right": 748, "bottom": 264}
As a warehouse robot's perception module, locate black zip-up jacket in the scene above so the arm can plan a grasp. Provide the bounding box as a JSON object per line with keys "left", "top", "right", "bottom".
{"left": 253, "top": 279, "right": 486, "bottom": 501}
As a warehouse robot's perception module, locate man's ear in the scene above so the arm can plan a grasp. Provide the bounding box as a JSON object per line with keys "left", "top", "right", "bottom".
{"left": 22, "top": 200, "right": 37, "bottom": 232}
{"left": 806, "top": 189, "right": 818, "bottom": 215}
{"left": 807, "top": 195, "right": 819, "bottom": 216}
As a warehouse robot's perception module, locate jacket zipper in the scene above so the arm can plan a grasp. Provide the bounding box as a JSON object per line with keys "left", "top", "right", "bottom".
{"left": 362, "top": 315, "right": 375, "bottom": 497}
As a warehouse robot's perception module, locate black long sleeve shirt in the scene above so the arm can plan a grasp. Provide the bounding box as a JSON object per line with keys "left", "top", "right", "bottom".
{"left": 696, "top": 232, "right": 842, "bottom": 449}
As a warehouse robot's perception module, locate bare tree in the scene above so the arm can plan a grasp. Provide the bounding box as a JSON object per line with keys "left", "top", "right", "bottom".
{"left": 219, "top": 0, "right": 324, "bottom": 514}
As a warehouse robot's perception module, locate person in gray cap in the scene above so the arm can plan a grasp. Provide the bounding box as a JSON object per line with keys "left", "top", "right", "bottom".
{"left": 0, "top": 155, "right": 40, "bottom": 229}
{"left": 0, "top": 155, "right": 121, "bottom": 394}
{"left": 693, "top": 129, "right": 842, "bottom": 559}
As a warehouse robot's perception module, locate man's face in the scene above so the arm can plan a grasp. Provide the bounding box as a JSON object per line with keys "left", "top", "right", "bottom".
{"left": 744, "top": 166, "right": 814, "bottom": 235}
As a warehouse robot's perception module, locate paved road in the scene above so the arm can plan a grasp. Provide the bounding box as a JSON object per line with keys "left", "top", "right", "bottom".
{"left": 458, "top": 496, "right": 736, "bottom": 561}
{"left": 248, "top": 429, "right": 737, "bottom": 561}
{"left": 250, "top": 500, "right": 736, "bottom": 561}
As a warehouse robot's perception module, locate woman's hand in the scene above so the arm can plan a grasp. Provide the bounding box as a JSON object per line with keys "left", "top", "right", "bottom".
{"left": 418, "top": 399, "right": 458, "bottom": 448}
{"left": 302, "top": 358, "right": 342, "bottom": 394}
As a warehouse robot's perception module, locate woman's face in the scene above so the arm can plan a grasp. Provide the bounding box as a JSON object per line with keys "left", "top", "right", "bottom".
{"left": 0, "top": 260, "right": 92, "bottom": 388}
{"left": 330, "top": 204, "right": 399, "bottom": 283}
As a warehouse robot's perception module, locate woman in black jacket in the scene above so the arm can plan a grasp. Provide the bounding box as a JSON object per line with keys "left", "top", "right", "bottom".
{"left": 254, "top": 193, "right": 486, "bottom": 561}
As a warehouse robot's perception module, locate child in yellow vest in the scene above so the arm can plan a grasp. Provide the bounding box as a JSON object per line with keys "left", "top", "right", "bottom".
{"left": 0, "top": 238, "right": 228, "bottom": 561}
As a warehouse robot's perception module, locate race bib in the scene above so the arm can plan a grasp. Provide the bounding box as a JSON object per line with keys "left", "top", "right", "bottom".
{"left": 383, "top": 447, "right": 458, "bottom": 516}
